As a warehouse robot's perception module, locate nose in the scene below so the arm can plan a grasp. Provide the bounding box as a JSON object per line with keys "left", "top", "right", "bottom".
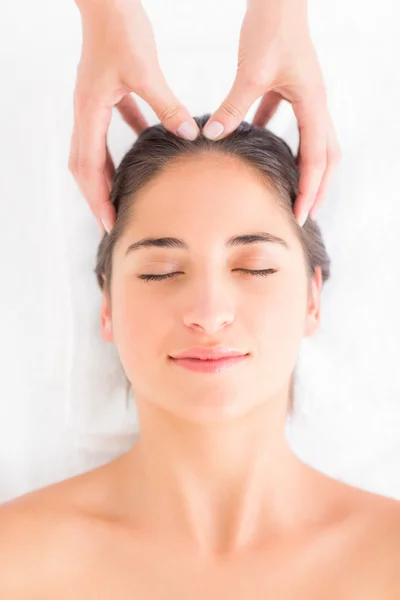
{"left": 182, "top": 275, "right": 234, "bottom": 335}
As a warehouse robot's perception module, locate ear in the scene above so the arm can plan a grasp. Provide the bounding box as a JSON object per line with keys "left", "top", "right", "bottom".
{"left": 100, "top": 286, "right": 114, "bottom": 343}
{"left": 304, "top": 266, "right": 323, "bottom": 337}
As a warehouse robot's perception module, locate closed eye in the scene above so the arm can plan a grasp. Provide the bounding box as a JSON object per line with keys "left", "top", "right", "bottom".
{"left": 138, "top": 269, "right": 278, "bottom": 282}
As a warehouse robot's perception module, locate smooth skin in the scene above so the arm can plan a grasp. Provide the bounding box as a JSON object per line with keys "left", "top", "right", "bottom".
{"left": 1, "top": 153, "right": 399, "bottom": 598}
{"left": 68, "top": 0, "right": 341, "bottom": 234}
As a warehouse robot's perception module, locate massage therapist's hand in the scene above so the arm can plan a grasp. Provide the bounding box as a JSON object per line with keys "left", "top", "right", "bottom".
{"left": 203, "top": 0, "right": 341, "bottom": 226}
{"left": 68, "top": 0, "right": 200, "bottom": 233}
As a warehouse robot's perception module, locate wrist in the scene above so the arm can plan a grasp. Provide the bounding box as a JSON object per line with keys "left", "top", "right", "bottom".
{"left": 247, "top": 0, "right": 307, "bottom": 7}
{"left": 247, "top": 0, "right": 308, "bottom": 34}
{"left": 247, "top": 0, "right": 307, "bottom": 18}
{"left": 75, "top": 0, "right": 141, "bottom": 11}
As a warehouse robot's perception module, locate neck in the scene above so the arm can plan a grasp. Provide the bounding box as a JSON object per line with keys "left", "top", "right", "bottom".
{"left": 120, "top": 385, "right": 327, "bottom": 558}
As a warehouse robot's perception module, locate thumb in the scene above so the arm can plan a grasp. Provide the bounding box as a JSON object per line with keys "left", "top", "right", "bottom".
{"left": 203, "top": 74, "right": 262, "bottom": 140}
{"left": 135, "top": 69, "right": 200, "bottom": 141}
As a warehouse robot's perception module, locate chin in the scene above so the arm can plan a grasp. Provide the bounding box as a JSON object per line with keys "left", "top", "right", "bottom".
{"left": 161, "top": 390, "right": 264, "bottom": 424}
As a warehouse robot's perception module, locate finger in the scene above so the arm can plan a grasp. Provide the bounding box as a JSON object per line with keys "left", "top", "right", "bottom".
{"left": 68, "top": 111, "right": 106, "bottom": 233}
{"left": 105, "top": 146, "right": 115, "bottom": 192}
{"left": 135, "top": 69, "right": 200, "bottom": 141}
{"left": 309, "top": 114, "right": 342, "bottom": 219}
{"left": 252, "top": 90, "right": 282, "bottom": 127}
{"left": 76, "top": 101, "right": 117, "bottom": 232}
{"left": 202, "top": 73, "right": 263, "bottom": 140}
{"left": 68, "top": 112, "right": 80, "bottom": 182}
{"left": 292, "top": 97, "right": 327, "bottom": 226}
{"left": 115, "top": 93, "right": 149, "bottom": 135}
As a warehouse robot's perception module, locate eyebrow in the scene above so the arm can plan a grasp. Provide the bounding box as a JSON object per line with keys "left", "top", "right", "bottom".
{"left": 125, "top": 232, "right": 289, "bottom": 256}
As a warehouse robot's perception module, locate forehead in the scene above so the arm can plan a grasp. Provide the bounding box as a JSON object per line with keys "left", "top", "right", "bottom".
{"left": 114, "top": 152, "right": 301, "bottom": 259}
{"left": 131, "top": 153, "right": 283, "bottom": 220}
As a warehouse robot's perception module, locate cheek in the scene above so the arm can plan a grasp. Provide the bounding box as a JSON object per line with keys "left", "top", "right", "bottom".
{"left": 111, "top": 281, "right": 168, "bottom": 374}
{"left": 251, "top": 271, "right": 308, "bottom": 367}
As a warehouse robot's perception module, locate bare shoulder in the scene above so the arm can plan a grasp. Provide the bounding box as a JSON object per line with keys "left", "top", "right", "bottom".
{"left": 367, "top": 491, "right": 400, "bottom": 553}
{"left": 0, "top": 463, "right": 118, "bottom": 599}
{"left": 354, "top": 485, "right": 400, "bottom": 539}
{"left": 346, "top": 486, "right": 400, "bottom": 596}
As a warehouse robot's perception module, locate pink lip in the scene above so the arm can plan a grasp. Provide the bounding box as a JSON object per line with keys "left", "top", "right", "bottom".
{"left": 171, "top": 346, "right": 247, "bottom": 360}
{"left": 169, "top": 355, "right": 249, "bottom": 373}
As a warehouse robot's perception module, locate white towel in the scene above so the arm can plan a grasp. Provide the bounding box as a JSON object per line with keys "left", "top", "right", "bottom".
{"left": 2, "top": 0, "right": 400, "bottom": 502}
{"left": 40, "top": 0, "right": 400, "bottom": 498}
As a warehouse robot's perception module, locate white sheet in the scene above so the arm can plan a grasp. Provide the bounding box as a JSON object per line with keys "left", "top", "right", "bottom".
{"left": 0, "top": 0, "right": 399, "bottom": 502}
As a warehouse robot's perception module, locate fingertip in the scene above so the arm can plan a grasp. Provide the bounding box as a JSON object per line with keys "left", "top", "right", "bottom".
{"left": 294, "top": 198, "right": 311, "bottom": 228}
{"left": 202, "top": 120, "right": 225, "bottom": 140}
{"left": 101, "top": 214, "right": 115, "bottom": 234}
{"left": 176, "top": 121, "right": 200, "bottom": 141}
{"left": 297, "top": 211, "right": 308, "bottom": 228}
{"left": 99, "top": 203, "right": 116, "bottom": 234}
{"left": 101, "top": 219, "right": 112, "bottom": 234}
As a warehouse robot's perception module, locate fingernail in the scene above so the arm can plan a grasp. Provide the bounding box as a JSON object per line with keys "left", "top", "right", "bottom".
{"left": 101, "top": 218, "right": 112, "bottom": 234}
{"left": 296, "top": 209, "right": 309, "bottom": 228}
{"left": 176, "top": 121, "right": 199, "bottom": 141}
{"left": 203, "top": 121, "right": 224, "bottom": 140}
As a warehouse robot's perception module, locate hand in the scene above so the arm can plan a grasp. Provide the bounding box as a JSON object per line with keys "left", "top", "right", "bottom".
{"left": 202, "top": 0, "right": 341, "bottom": 226}
{"left": 68, "top": 0, "right": 200, "bottom": 233}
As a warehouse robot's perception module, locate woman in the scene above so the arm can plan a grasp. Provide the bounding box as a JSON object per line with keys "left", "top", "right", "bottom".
{"left": 1, "top": 116, "right": 399, "bottom": 597}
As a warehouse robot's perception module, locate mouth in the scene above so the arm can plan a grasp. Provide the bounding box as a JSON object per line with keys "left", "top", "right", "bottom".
{"left": 167, "top": 354, "right": 250, "bottom": 373}
{"left": 169, "top": 354, "right": 249, "bottom": 361}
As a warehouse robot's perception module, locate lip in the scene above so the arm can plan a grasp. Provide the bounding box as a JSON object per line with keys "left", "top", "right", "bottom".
{"left": 170, "top": 346, "right": 248, "bottom": 360}
{"left": 169, "top": 354, "right": 249, "bottom": 373}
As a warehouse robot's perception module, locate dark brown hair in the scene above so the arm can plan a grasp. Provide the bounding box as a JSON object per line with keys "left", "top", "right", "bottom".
{"left": 94, "top": 113, "right": 331, "bottom": 415}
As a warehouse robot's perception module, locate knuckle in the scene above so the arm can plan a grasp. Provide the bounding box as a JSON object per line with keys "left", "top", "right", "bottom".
{"left": 68, "top": 150, "right": 78, "bottom": 174}
{"left": 243, "top": 73, "right": 262, "bottom": 90}
{"left": 68, "top": 158, "right": 76, "bottom": 174}
{"left": 134, "top": 69, "right": 154, "bottom": 94}
{"left": 219, "top": 101, "right": 244, "bottom": 122}
{"left": 306, "top": 78, "right": 328, "bottom": 104}
{"left": 331, "top": 145, "right": 342, "bottom": 164}
{"left": 240, "top": 66, "right": 266, "bottom": 91}
{"left": 73, "top": 86, "right": 101, "bottom": 117}
{"left": 315, "top": 85, "right": 328, "bottom": 106}
{"left": 76, "top": 156, "right": 99, "bottom": 178}
{"left": 158, "top": 103, "right": 182, "bottom": 123}
{"left": 74, "top": 95, "right": 91, "bottom": 119}
{"left": 304, "top": 155, "right": 327, "bottom": 171}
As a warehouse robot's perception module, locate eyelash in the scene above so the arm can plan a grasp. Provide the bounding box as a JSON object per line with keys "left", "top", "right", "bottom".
{"left": 138, "top": 269, "right": 278, "bottom": 282}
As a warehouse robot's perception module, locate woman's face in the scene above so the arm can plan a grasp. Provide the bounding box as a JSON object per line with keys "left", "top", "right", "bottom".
{"left": 101, "top": 153, "right": 321, "bottom": 423}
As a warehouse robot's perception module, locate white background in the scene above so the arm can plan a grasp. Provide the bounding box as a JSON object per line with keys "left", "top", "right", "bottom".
{"left": 0, "top": 0, "right": 399, "bottom": 502}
